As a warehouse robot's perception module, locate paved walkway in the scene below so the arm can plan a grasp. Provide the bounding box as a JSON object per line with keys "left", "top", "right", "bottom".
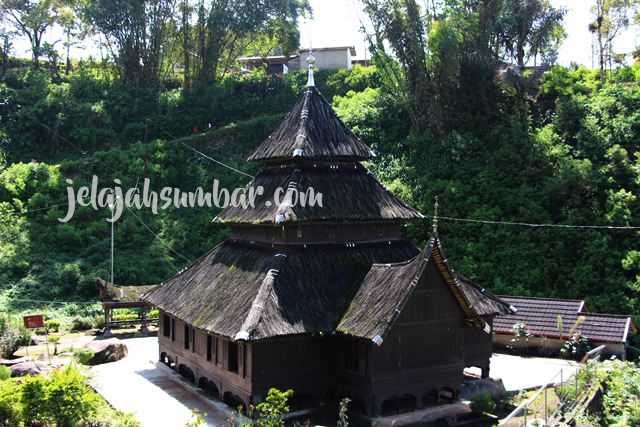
{"left": 489, "top": 353, "right": 581, "bottom": 391}
{"left": 91, "top": 336, "right": 231, "bottom": 427}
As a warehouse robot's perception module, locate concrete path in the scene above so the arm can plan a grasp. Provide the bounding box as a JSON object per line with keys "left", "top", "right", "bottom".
{"left": 489, "top": 353, "right": 581, "bottom": 391}
{"left": 91, "top": 336, "right": 231, "bottom": 427}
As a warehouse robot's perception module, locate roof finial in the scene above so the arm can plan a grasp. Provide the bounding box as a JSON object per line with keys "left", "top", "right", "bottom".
{"left": 433, "top": 196, "right": 439, "bottom": 232}
{"left": 307, "top": 44, "right": 315, "bottom": 88}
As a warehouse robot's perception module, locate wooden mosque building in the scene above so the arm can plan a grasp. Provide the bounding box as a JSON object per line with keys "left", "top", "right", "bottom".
{"left": 143, "top": 53, "right": 513, "bottom": 417}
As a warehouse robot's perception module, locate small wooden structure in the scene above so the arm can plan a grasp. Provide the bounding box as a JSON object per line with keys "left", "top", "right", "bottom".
{"left": 96, "top": 278, "right": 157, "bottom": 337}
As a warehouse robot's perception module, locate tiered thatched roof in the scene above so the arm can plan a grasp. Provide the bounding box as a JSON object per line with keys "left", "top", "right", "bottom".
{"left": 145, "top": 77, "right": 513, "bottom": 345}
{"left": 143, "top": 240, "right": 419, "bottom": 341}
{"left": 216, "top": 164, "right": 422, "bottom": 224}
{"left": 337, "top": 233, "right": 514, "bottom": 342}
{"left": 247, "top": 87, "right": 374, "bottom": 163}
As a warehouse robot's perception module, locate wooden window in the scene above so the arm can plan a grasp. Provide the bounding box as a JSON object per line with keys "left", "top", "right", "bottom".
{"left": 228, "top": 341, "right": 239, "bottom": 373}
{"left": 344, "top": 340, "right": 367, "bottom": 376}
{"left": 192, "top": 328, "right": 196, "bottom": 353}
{"left": 171, "top": 318, "right": 175, "bottom": 341}
{"left": 184, "top": 324, "right": 190, "bottom": 350}
{"left": 163, "top": 314, "right": 171, "bottom": 337}
{"left": 206, "top": 335, "right": 213, "bottom": 362}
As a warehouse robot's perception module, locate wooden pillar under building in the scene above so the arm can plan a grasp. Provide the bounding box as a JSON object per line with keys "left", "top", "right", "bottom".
{"left": 104, "top": 305, "right": 113, "bottom": 337}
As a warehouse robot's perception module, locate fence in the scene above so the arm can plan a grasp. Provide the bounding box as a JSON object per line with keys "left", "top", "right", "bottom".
{"left": 499, "top": 345, "right": 607, "bottom": 427}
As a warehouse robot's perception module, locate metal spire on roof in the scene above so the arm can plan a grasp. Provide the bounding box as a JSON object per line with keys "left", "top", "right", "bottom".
{"left": 307, "top": 46, "right": 315, "bottom": 88}
{"left": 433, "top": 196, "right": 439, "bottom": 232}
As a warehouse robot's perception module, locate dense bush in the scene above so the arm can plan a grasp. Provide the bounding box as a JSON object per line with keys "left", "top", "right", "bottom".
{"left": 470, "top": 393, "right": 496, "bottom": 415}
{"left": 44, "top": 319, "right": 60, "bottom": 332}
{"left": 70, "top": 316, "right": 94, "bottom": 331}
{"left": 73, "top": 348, "right": 94, "bottom": 365}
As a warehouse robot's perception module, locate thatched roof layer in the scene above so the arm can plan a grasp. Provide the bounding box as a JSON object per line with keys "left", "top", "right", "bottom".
{"left": 216, "top": 163, "right": 422, "bottom": 224}
{"left": 143, "top": 239, "right": 419, "bottom": 340}
{"left": 337, "top": 233, "right": 514, "bottom": 342}
{"left": 247, "top": 87, "right": 375, "bottom": 163}
{"left": 96, "top": 278, "right": 157, "bottom": 303}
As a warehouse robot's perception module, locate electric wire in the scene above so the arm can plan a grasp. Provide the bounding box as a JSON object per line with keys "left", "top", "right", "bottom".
{"left": 147, "top": 118, "right": 255, "bottom": 178}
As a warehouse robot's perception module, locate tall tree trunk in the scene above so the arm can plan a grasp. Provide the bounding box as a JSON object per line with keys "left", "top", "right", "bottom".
{"left": 182, "top": 0, "right": 190, "bottom": 90}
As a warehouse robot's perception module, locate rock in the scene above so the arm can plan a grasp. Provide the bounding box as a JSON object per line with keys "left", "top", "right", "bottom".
{"left": 85, "top": 329, "right": 101, "bottom": 336}
{"left": 461, "top": 377, "right": 507, "bottom": 400}
{"left": 37, "top": 353, "right": 49, "bottom": 361}
{"left": 0, "top": 356, "right": 33, "bottom": 366}
{"left": 10, "top": 362, "right": 43, "bottom": 377}
{"left": 31, "top": 336, "right": 44, "bottom": 345}
{"left": 83, "top": 338, "right": 128, "bottom": 365}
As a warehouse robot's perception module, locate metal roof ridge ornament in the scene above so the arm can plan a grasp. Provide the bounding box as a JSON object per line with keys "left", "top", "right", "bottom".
{"left": 307, "top": 47, "right": 315, "bottom": 88}
{"left": 433, "top": 196, "right": 439, "bottom": 232}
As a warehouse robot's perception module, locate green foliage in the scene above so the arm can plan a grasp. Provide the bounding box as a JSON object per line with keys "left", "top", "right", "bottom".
{"left": 470, "top": 392, "right": 496, "bottom": 414}
{"left": 256, "top": 388, "right": 292, "bottom": 427}
{"left": 70, "top": 316, "right": 94, "bottom": 331}
{"left": 73, "top": 348, "right": 94, "bottom": 365}
{"left": 21, "top": 364, "right": 101, "bottom": 426}
{"left": 0, "top": 377, "right": 22, "bottom": 426}
{"left": 112, "top": 313, "right": 139, "bottom": 321}
{"left": 44, "top": 319, "right": 60, "bottom": 332}
{"left": 185, "top": 407, "right": 207, "bottom": 427}
{"left": 337, "top": 397, "right": 350, "bottom": 427}
{"left": 0, "top": 315, "right": 29, "bottom": 359}
{"left": 561, "top": 332, "right": 591, "bottom": 359}
{"left": 0, "top": 365, "right": 11, "bottom": 380}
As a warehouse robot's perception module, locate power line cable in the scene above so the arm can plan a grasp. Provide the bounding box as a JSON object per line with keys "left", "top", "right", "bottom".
{"left": 122, "top": 202, "right": 192, "bottom": 264}
{"left": 425, "top": 215, "right": 640, "bottom": 230}
{"left": 147, "top": 118, "right": 255, "bottom": 178}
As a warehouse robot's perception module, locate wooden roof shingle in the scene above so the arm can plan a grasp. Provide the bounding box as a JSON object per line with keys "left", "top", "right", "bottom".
{"left": 215, "top": 164, "right": 422, "bottom": 224}
{"left": 247, "top": 87, "right": 375, "bottom": 163}
{"left": 337, "top": 233, "right": 514, "bottom": 343}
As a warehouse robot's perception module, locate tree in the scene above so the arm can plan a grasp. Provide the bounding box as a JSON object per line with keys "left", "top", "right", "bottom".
{"left": 497, "top": 0, "right": 566, "bottom": 70}
{"left": 0, "top": 0, "right": 61, "bottom": 68}
{"left": 81, "top": 0, "right": 180, "bottom": 87}
{"left": 589, "top": 0, "right": 640, "bottom": 83}
{"left": 192, "top": 0, "right": 311, "bottom": 85}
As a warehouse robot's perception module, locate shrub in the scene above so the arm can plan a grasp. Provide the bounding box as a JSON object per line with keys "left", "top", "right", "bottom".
{"left": 112, "top": 313, "right": 138, "bottom": 321}
{"left": 0, "top": 327, "right": 25, "bottom": 359}
{"left": 148, "top": 309, "right": 159, "bottom": 319}
{"left": 256, "top": 388, "right": 293, "bottom": 427}
{"left": 0, "top": 365, "right": 11, "bottom": 380}
{"left": 70, "top": 316, "right": 93, "bottom": 331}
{"left": 44, "top": 319, "right": 60, "bottom": 332}
{"left": 470, "top": 393, "right": 496, "bottom": 414}
{"left": 73, "top": 348, "right": 94, "bottom": 365}
{"left": 0, "top": 378, "right": 22, "bottom": 426}
{"left": 21, "top": 364, "right": 100, "bottom": 426}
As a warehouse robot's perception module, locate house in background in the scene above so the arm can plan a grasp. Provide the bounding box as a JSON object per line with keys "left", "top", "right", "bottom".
{"left": 238, "top": 46, "right": 358, "bottom": 74}
{"left": 143, "top": 54, "right": 513, "bottom": 420}
{"left": 291, "top": 46, "right": 356, "bottom": 70}
{"left": 234, "top": 55, "right": 293, "bottom": 75}
{"left": 493, "top": 296, "right": 637, "bottom": 360}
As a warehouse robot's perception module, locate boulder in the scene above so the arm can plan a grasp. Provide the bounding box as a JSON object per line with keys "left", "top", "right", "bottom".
{"left": 83, "top": 338, "right": 128, "bottom": 365}
{"left": 0, "top": 356, "right": 33, "bottom": 366}
{"left": 461, "top": 377, "right": 507, "bottom": 400}
{"left": 10, "top": 362, "right": 43, "bottom": 377}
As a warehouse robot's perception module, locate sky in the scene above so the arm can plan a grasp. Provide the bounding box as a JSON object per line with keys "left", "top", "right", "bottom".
{"left": 298, "top": 0, "right": 639, "bottom": 67}
{"left": 13, "top": 0, "right": 640, "bottom": 69}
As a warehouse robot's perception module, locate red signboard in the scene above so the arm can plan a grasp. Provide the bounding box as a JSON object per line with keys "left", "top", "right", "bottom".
{"left": 23, "top": 315, "right": 45, "bottom": 329}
